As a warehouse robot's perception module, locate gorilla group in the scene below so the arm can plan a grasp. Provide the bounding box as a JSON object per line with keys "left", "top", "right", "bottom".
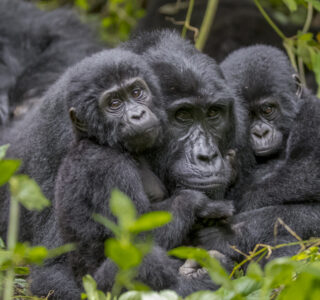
{"left": 1, "top": 1, "right": 320, "bottom": 299}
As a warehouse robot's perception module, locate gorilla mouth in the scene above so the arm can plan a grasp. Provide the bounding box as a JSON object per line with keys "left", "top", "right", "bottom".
{"left": 124, "top": 126, "right": 161, "bottom": 153}
{"left": 179, "top": 177, "right": 226, "bottom": 190}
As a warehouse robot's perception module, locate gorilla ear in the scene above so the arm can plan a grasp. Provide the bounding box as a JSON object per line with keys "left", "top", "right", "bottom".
{"left": 292, "top": 74, "right": 303, "bottom": 99}
{"left": 69, "top": 107, "right": 87, "bottom": 133}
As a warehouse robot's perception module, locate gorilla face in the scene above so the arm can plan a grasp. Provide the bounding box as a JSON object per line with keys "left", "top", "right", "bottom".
{"left": 63, "top": 49, "right": 166, "bottom": 153}
{"left": 249, "top": 97, "right": 283, "bottom": 156}
{"left": 168, "top": 96, "right": 235, "bottom": 193}
{"left": 151, "top": 58, "right": 238, "bottom": 197}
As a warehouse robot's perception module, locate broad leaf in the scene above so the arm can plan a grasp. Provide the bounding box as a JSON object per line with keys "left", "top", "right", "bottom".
{"left": 0, "top": 160, "right": 21, "bottom": 186}
{"left": 129, "top": 211, "right": 172, "bottom": 233}
{"left": 0, "top": 144, "right": 9, "bottom": 160}
{"left": 110, "top": 190, "right": 136, "bottom": 229}
{"left": 105, "top": 238, "right": 142, "bottom": 270}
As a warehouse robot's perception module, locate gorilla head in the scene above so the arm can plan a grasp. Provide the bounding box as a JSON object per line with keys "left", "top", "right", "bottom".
{"left": 125, "top": 30, "right": 247, "bottom": 197}
{"left": 56, "top": 49, "right": 166, "bottom": 154}
{"left": 221, "top": 45, "right": 302, "bottom": 159}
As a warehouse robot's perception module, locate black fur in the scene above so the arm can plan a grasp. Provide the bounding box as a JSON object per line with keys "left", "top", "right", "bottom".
{"left": 198, "top": 46, "right": 320, "bottom": 265}
{"left": 0, "top": 0, "right": 101, "bottom": 125}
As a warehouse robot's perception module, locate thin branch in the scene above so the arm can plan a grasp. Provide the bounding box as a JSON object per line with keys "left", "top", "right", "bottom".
{"left": 302, "top": 3, "right": 313, "bottom": 34}
{"left": 181, "top": 0, "right": 195, "bottom": 38}
{"left": 253, "top": 0, "right": 286, "bottom": 40}
{"left": 195, "top": 0, "right": 219, "bottom": 51}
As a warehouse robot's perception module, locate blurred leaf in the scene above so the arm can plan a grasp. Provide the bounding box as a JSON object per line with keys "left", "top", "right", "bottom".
{"left": 47, "top": 243, "right": 76, "bottom": 259}
{"left": 105, "top": 238, "right": 142, "bottom": 270}
{"left": 119, "top": 290, "right": 181, "bottom": 300}
{"left": 264, "top": 257, "right": 297, "bottom": 289}
{"left": 14, "top": 266, "right": 29, "bottom": 275}
{"left": 282, "top": 0, "right": 298, "bottom": 11}
{"left": 247, "top": 262, "right": 264, "bottom": 281}
{"left": 129, "top": 211, "right": 172, "bottom": 233}
{"left": 168, "top": 247, "right": 231, "bottom": 288}
{"left": 27, "top": 246, "right": 48, "bottom": 264}
{"left": 75, "top": 0, "right": 89, "bottom": 11}
{"left": 185, "top": 291, "right": 220, "bottom": 300}
{"left": 0, "top": 144, "right": 9, "bottom": 160}
{"left": 0, "top": 160, "right": 21, "bottom": 186}
{"left": 82, "top": 275, "right": 106, "bottom": 300}
{"left": 232, "top": 276, "right": 262, "bottom": 295}
{"left": 9, "top": 175, "right": 50, "bottom": 211}
{"left": 110, "top": 190, "right": 136, "bottom": 229}
{"left": 306, "top": 0, "right": 320, "bottom": 11}
{"left": 0, "top": 238, "right": 5, "bottom": 249}
{"left": 93, "top": 214, "right": 121, "bottom": 237}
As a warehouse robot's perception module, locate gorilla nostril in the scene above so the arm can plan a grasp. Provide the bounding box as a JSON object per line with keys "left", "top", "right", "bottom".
{"left": 132, "top": 110, "right": 146, "bottom": 120}
{"left": 197, "top": 152, "right": 217, "bottom": 163}
{"left": 262, "top": 129, "right": 270, "bottom": 137}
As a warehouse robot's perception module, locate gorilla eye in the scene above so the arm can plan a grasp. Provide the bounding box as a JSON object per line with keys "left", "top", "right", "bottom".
{"left": 261, "top": 105, "right": 275, "bottom": 116}
{"left": 131, "top": 88, "right": 143, "bottom": 99}
{"left": 175, "top": 109, "right": 193, "bottom": 122}
{"left": 108, "top": 99, "right": 122, "bottom": 110}
{"left": 208, "top": 107, "right": 220, "bottom": 118}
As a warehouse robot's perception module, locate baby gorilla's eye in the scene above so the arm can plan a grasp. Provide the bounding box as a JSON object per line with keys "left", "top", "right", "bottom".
{"left": 175, "top": 109, "right": 193, "bottom": 122}
{"left": 131, "top": 88, "right": 143, "bottom": 99}
{"left": 208, "top": 107, "right": 220, "bottom": 118}
{"left": 108, "top": 99, "right": 122, "bottom": 110}
{"left": 261, "top": 104, "right": 275, "bottom": 116}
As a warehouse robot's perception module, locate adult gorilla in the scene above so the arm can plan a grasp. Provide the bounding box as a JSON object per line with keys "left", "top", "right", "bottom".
{"left": 1, "top": 31, "right": 246, "bottom": 297}
{"left": 0, "top": 0, "right": 101, "bottom": 125}
{"left": 197, "top": 46, "right": 320, "bottom": 266}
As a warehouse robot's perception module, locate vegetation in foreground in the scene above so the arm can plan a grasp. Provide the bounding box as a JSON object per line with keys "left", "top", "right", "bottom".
{"left": 0, "top": 144, "right": 320, "bottom": 300}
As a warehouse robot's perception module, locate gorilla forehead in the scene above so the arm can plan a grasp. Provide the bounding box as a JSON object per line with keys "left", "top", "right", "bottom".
{"left": 221, "top": 45, "right": 298, "bottom": 102}
{"left": 64, "top": 49, "right": 160, "bottom": 92}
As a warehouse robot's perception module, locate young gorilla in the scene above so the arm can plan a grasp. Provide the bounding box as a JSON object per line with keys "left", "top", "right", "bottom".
{"left": 52, "top": 48, "right": 233, "bottom": 295}
{"left": 0, "top": 0, "right": 101, "bottom": 125}
{"left": 196, "top": 45, "right": 320, "bottom": 265}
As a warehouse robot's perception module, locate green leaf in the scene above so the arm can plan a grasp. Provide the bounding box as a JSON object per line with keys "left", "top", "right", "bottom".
{"left": 168, "top": 247, "right": 231, "bottom": 288}
{"left": 247, "top": 262, "right": 264, "bottom": 281}
{"left": 110, "top": 190, "right": 136, "bottom": 229}
{"left": 306, "top": 0, "right": 320, "bottom": 12}
{"left": 119, "top": 290, "right": 181, "bottom": 300}
{"left": 0, "top": 160, "right": 21, "bottom": 186}
{"left": 75, "top": 0, "right": 89, "bottom": 11}
{"left": 310, "top": 51, "right": 320, "bottom": 97}
{"left": 82, "top": 275, "right": 106, "bottom": 300}
{"left": 93, "top": 214, "right": 121, "bottom": 237}
{"left": 0, "top": 238, "right": 5, "bottom": 249}
{"left": 264, "top": 257, "right": 297, "bottom": 289}
{"left": 185, "top": 290, "right": 220, "bottom": 300}
{"left": 27, "top": 246, "right": 48, "bottom": 264}
{"left": 129, "top": 211, "right": 172, "bottom": 233}
{"left": 9, "top": 175, "right": 50, "bottom": 211}
{"left": 105, "top": 238, "right": 142, "bottom": 270}
{"left": 14, "top": 266, "right": 29, "bottom": 275}
{"left": 0, "top": 144, "right": 9, "bottom": 160}
{"left": 232, "top": 276, "right": 262, "bottom": 296}
{"left": 283, "top": 0, "right": 298, "bottom": 12}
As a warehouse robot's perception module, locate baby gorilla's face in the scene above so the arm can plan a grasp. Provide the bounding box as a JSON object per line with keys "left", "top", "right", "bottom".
{"left": 99, "top": 77, "right": 162, "bottom": 153}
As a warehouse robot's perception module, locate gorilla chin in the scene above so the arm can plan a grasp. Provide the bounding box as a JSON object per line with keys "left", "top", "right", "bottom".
{"left": 124, "top": 125, "right": 161, "bottom": 153}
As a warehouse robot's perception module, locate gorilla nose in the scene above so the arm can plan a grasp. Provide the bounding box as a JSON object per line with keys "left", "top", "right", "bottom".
{"left": 253, "top": 125, "right": 270, "bottom": 138}
{"left": 196, "top": 149, "right": 218, "bottom": 163}
{"left": 129, "top": 109, "right": 146, "bottom": 121}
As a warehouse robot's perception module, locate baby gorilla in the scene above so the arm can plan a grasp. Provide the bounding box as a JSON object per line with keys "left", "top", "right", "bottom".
{"left": 41, "top": 49, "right": 234, "bottom": 298}
{"left": 196, "top": 45, "right": 320, "bottom": 267}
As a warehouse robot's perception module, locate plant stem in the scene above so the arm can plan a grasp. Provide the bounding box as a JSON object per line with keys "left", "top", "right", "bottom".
{"left": 298, "top": 3, "right": 313, "bottom": 86}
{"left": 253, "top": 0, "right": 286, "bottom": 40}
{"left": 181, "top": 0, "right": 195, "bottom": 38}
{"left": 195, "top": 0, "right": 219, "bottom": 51}
{"left": 302, "top": 3, "right": 313, "bottom": 34}
{"left": 3, "top": 196, "right": 20, "bottom": 300}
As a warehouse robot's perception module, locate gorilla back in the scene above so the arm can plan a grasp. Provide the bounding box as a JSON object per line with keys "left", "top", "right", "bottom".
{"left": 0, "top": 0, "right": 101, "bottom": 125}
